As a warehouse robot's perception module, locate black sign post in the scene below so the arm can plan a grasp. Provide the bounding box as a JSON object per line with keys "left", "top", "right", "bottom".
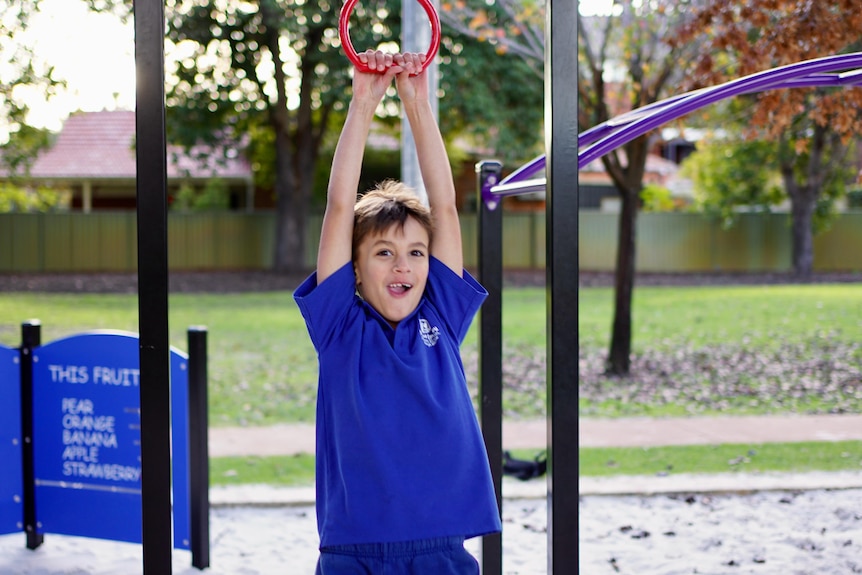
{"left": 19, "top": 321, "right": 43, "bottom": 551}
{"left": 188, "top": 327, "right": 210, "bottom": 569}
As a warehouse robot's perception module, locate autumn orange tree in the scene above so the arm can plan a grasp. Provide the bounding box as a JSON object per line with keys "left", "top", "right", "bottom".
{"left": 440, "top": 0, "right": 543, "bottom": 78}
{"left": 672, "top": 0, "right": 862, "bottom": 277}
{"left": 442, "top": 0, "right": 702, "bottom": 376}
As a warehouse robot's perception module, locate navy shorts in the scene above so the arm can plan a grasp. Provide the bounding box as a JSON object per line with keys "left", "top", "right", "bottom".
{"left": 315, "top": 536, "right": 479, "bottom": 575}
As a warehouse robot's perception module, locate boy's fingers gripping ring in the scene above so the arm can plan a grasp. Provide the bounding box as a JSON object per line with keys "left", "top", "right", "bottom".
{"left": 339, "top": 0, "right": 441, "bottom": 75}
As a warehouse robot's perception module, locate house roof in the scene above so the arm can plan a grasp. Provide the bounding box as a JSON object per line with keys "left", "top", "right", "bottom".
{"left": 4, "top": 110, "right": 252, "bottom": 181}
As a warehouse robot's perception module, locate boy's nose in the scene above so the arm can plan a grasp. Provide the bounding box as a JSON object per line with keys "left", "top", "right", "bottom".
{"left": 394, "top": 255, "right": 410, "bottom": 272}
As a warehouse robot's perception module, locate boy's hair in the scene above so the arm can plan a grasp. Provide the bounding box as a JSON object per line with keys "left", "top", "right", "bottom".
{"left": 353, "top": 180, "right": 434, "bottom": 259}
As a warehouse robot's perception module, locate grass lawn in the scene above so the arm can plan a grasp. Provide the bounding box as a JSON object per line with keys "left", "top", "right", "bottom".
{"left": 2, "top": 282, "right": 860, "bottom": 481}
{"left": 579, "top": 441, "right": 862, "bottom": 477}
{"left": 208, "top": 441, "right": 862, "bottom": 487}
{"left": 578, "top": 283, "right": 862, "bottom": 350}
{"left": 211, "top": 453, "right": 316, "bottom": 487}
{"left": 1, "top": 283, "right": 860, "bottom": 424}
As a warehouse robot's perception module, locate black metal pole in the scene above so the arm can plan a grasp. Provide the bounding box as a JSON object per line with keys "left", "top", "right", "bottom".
{"left": 545, "top": 1, "right": 579, "bottom": 573}
{"left": 187, "top": 327, "right": 210, "bottom": 570}
{"left": 134, "top": 0, "right": 173, "bottom": 572}
{"left": 19, "top": 320, "right": 43, "bottom": 551}
{"left": 476, "top": 160, "right": 503, "bottom": 575}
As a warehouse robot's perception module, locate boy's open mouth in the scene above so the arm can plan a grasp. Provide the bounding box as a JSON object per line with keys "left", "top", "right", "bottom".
{"left": 388, "top": 283, "right": 412, "bottom": 295}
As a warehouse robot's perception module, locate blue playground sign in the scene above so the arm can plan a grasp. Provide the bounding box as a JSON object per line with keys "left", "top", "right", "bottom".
{"left": 0, "top": 344, "right": 23, "bottom": 536}
{"left": 31, "top": 331, "right": 190, "bottom": 548}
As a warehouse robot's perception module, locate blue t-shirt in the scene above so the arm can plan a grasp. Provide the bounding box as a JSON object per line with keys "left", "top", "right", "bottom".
{"left": 294, "top": 257, "right": 502, "bottom": 547}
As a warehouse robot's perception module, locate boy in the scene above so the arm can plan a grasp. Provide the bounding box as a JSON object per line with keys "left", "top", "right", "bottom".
{"left": 294, "top": 51, "right": 501, "bottom": 573}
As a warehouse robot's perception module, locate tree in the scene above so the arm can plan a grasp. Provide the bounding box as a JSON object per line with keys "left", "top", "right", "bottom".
{"left": 579, "top": 2, "right": 703, "bottom": 375}
{"left": 441, "top": 0, "right": 704, "bottom": 376}
{"left": 164, "top": 0, "right": 387, "bottom": 273}
{"left": 440, "top": 0, "right": 543, "bottom": 80}
{"left": 680, "top": 137, "right": 784, "bottom": 225}
{"left": 672, "top": 0, "right": 862, "bottom": 277}
{"left": 0, "top": 182, "right": 71, "bottom": 212}
{"left": 0, "top": 1, "right": 64, "bottom": 173}
{"left": 87, "top": 0, "right": 543, "bottom": 273}
{"left": 91, "top": 0, "right": 402, "bottom": 273}
{"left": 437, "top": 18, "right": 544, "bottom": 167}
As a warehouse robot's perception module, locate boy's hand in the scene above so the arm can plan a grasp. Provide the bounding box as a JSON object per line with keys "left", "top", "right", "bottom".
{"left": 394, "top": 53, "right": 429, "bottom": 105}
{"left": 353, "top": 50, "right": 402, "bottom": 106}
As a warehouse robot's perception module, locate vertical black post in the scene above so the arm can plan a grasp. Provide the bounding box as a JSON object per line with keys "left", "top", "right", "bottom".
{"left": 187, "top": 327, "right": 210, "bottom": 570}
{"left": 476, "top": 160, "right": 503, "bottom": 575}
{"left": 135, "top": 0, "right": 173, "bottom": 573}
{"left": 19, "top": 321, "right": 43, "bottom": 551}
{"left": 545, "top": 1, "right": 579, "bottom": 573}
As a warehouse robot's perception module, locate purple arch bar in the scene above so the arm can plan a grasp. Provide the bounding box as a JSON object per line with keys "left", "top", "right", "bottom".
{"left": 490, "top": 52, "right": 862, "bottom": 198}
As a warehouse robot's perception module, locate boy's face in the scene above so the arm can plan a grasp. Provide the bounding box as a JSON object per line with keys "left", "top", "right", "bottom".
{"left": 354, "top": 216, "right": 430, "bottom": 328}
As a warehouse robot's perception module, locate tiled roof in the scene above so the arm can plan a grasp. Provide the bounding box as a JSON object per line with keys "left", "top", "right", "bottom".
{"left": 12, "top": 110, "right": 251, "bottom": 181}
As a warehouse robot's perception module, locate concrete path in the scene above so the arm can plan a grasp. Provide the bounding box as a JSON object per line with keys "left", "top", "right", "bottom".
{"left": 210, "top": 414, "right": 862, "bottom": 457}
{"left": 209, "top": 420, "right": 548, "bottom": 458}
{"left": 208, "top": 414, "right": 862, "bottom": 502}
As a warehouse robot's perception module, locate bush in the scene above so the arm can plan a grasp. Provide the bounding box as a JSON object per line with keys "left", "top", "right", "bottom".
{"left": 170, "top": 178, "right": 230, "bottom": 211}
{"left": 0, "top": 183, "right": 70, "bottom": 213}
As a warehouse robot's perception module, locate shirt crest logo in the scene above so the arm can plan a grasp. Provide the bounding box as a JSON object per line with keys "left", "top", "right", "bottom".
{"left": 419, "top": 318, "right": 439, "bottom": 347}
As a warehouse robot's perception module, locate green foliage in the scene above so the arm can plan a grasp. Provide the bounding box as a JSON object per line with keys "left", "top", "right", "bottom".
{"left": 680, "top": 138, "right": 784, "bottom": 226}
{"left": 0, "top": 183, "right": 70, "bottom": 213}
{"left": 171, "top": 183, "right": 197, "bottom": 211}
{"left": 244, "top": 120, "right": 276, "bottom": 190}
{"left": 437, "top": 3, "right": 545, "bottom": 166}
{"left": 639, "top": 184, "right": 677, "bottom": 212}
{"left": 777, "top": 133, "right": 857, "bottom": 234}
{"left": 0, "top": 2, "right": 65, "bottom": 170}
{"left": 358, "top": 148, "right": 401, "bottom": 193}
{"left": 171, "top": 178, "right": 230, "bottom": 211}
{"left": 1, "top": 124, "right": 54, "bottom": 175}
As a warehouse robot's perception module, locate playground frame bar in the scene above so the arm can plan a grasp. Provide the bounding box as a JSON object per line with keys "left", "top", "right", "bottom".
{"left": 134, "top": 0, "right": 173, "bottom": 573}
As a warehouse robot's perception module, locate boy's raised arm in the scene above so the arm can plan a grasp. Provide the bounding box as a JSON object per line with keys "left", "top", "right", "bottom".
{"left": 395, "top": 53, "right": 463, "bottom": 276}
{"left": 317, "top": 52, "right": 401, "bottom": 283}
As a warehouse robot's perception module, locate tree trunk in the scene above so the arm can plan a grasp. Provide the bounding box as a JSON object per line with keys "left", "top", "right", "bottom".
{"left": 264, "top": 17, "right": 328, "bottom": 275}
{"left": 273, "top": 127, "right": 306, "bottom": 274}
{"left": 606, "top": 188, "right": 638, "bottom": 376}
{"left": 788, "top": 184, "right": 815, "bottom": 278}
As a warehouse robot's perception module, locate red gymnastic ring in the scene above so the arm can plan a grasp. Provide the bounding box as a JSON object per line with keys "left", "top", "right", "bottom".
{"left": 339, "top": 0, "right": 441, "bottom": 75}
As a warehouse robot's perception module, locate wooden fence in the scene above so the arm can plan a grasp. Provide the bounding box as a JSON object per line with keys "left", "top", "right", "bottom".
{"left": 1, "top": 211, "right": 861, "bottom": 273}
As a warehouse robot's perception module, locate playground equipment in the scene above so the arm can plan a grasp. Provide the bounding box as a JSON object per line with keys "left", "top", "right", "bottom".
{"left": 339, "top": 0, "right": 441, "bottom": 74}
{"left": 127, "top": 0, "right": 862, "bottom": 571}
{"left": 489, "top": 52, "right": 862, "bottom": 199}
{"left": 476, "top": 48, "right": 862, "bottom": 575}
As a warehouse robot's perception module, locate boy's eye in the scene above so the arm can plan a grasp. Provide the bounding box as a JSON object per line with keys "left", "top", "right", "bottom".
{"left": 411, "top": 250, "right": 425, "bottom": 257}
{"left": 376, "top": 249, "right": 392, "bottom": 256}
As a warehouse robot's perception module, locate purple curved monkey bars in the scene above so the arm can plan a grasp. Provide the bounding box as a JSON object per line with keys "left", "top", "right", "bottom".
{"left": 488, "top": 52, "right": 862, "bottom": 201}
